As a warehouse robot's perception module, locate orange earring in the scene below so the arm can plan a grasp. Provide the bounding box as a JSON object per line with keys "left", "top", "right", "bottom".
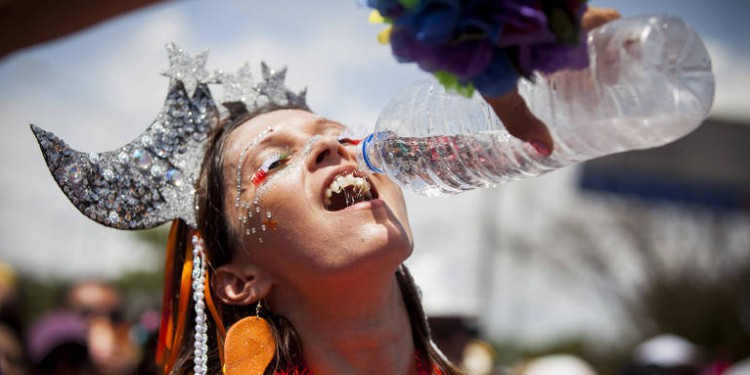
{"left": 223, "top": 301, "right": 276, "bottom": 375}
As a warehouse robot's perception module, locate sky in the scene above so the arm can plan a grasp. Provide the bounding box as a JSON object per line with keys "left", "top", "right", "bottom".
{"left": 1, "top": 0, "right": 748, "bottom": 345}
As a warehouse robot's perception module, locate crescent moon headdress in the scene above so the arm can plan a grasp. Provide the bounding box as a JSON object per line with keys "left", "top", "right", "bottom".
{"left": 31, "top": 43, "right": 307, "bottom": 230}
{"left": 30, "top": 43, "right": 308, "bottom": 374}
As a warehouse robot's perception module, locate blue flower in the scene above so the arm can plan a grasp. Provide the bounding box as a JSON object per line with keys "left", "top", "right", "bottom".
{"left": 394, "top": 0, "right": 461, "bottom": 46}
{"left": 470, "top": 50, "right": 520, "bottom": 97}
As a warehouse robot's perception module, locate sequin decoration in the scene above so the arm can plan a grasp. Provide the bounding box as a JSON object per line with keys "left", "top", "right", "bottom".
{"left": 237, "top": 189, "right": 277, "bottom": 242}
{"left": 31, "top": 43, "right": 311, "bottom": 231}
{"left": 30, "top": 44, "right": 219, "bottom": 229}
{"left": 162, "top": 43, "right": 214, "bottom": 97}
{"left": 219, "top": 62, "right": 307, "bottom": 110}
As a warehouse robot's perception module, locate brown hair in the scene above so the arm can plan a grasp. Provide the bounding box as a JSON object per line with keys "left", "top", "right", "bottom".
{"left": 165, "top": 105, "right": 463, "bottom": 374}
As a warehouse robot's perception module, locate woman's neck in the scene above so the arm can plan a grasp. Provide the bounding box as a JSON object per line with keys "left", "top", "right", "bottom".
{"left": 279, "top": 275, "right": 416, "bottom": 375}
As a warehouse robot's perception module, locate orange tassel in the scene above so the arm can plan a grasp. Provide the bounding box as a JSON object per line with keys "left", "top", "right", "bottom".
{"left": 223, "top": 315, "right": 276, "bottom": 375}
{"left": 164, "top": 231, "right": 197, "bottom": 374}
{"left": 156, "top": 220, "right": 181, "bottom": 365}
{"left": 157, "top": 222, "right": 232, "bottom": 373}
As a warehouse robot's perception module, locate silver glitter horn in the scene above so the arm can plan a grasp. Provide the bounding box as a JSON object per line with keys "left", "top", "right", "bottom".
{"left": 31, "top": 43, "right": 309, "bottom": 230}
{"left": 30, "top": 43, "right": 219, "bottom": 229}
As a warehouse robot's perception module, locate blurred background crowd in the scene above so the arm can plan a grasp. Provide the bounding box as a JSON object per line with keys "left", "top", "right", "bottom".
{"left": 0, "top": 262, "right": 158, "bottom": 375}
{"left": 2, "top": 246, "right": 750, "bottom": 375}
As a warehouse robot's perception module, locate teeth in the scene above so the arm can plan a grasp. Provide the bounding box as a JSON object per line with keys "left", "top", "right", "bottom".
{"left": 324, "top": 173, "right": 371, "bottom": 207}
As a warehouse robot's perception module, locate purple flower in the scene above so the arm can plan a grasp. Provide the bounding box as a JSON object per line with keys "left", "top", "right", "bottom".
{"left": 517, "top": 39, "right": 589, "bottom": 74}
{"left": 497, "top": 1, "right": 589, "bottom": 74}
{"left": 390, "top": 27, "right": 494, "bottom": 79}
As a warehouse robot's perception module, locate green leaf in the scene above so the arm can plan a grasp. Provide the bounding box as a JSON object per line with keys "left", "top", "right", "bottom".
{"left": 433, "top": 71, "right": 475, "bottom": 97}
{"left": 398, "top": 0, "right": 420, "bottom": 10}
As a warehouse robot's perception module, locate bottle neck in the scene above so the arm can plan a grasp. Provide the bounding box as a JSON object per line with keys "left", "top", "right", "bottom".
{"left": 356, "top": 133, "right": 384, "bottom": 174}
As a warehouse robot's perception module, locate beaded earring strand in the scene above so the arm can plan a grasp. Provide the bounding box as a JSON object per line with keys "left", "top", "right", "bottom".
{"left": 191, "top": 235, "right": 209, "bottom": 375}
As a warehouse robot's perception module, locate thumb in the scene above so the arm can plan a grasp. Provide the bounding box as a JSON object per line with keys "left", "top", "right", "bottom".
{"left": 483, "top": 89, "right": 553, "bottom": 156}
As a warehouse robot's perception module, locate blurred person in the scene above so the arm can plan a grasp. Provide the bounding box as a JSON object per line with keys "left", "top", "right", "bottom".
{"left": 0, "top": 261, "right": 19, "bottom": 312}
{"left": 621, "top": 334, "right": 703, "bottom": 375}
{"left": 0, "top": 322, "right": 28, "bottom": 375}
{"left": 0, "top": 260, "right": 22, "bottom": 336}
{"left": 428, "top": 316, "right": 498, "bottom": 374}
{"left": 461, "top": 339, "right": 497, "bottom": 375}
{"left": 64, "top": 281, "right": 139, "bottom": 375}
{"left": 132, "top": 309, "right": 161, "bottom": 375}
{"left": 513, "top": 354, "right": 598, "bottom": 375}
{"left": 64, "top": 281, "right": 123, "bottom": 320}
{"left": 0, "top": 260, "right": 28, "bottom": 375}
{"left": 26, "top": 310, "right": 94, "bottom": 375}
{"left": 724, "top": 358, "right": 750, "bottom": 375}
{"left": 429, "top": 316, "right": 478, "bottom": 364}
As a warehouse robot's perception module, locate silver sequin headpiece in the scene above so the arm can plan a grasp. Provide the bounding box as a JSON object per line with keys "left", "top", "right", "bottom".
{"left": 31, "top": 43, "right": 308, "bottom": 230}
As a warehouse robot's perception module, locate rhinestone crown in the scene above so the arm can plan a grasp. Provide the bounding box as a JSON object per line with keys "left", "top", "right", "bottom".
{"left": 31, "top": 43, "right": 308, "bottom": 229}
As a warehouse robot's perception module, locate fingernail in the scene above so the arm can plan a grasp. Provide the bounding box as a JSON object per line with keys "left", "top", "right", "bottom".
{"left": 529, "top": 140, "right": 551, "bottom": 156}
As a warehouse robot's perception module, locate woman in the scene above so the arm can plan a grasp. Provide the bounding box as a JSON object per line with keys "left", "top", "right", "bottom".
{"left": 171, "top": 105, "right": 460, "bottom": 374}
{"left": 31, "top": 49, "right": 460, "bottom": 374}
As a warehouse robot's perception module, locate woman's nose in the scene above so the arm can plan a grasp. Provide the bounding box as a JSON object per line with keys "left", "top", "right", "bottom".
{"left": 310, "top": 136, "right": 352, "bottom": 168}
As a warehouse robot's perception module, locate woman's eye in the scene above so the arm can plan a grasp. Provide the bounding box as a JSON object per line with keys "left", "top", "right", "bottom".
{"left": 267, "top": 157, "right": 287, "bottom": 170}
{"left": 251, "top": 152, "right": 291, "bottom": 186}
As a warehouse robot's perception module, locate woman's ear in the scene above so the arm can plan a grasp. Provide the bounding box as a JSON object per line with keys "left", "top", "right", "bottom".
{"left": 212, "top": 263, "right": 272, "bottom": 306}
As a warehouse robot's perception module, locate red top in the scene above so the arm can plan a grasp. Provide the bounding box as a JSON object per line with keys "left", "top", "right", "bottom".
{"left": 274, "top": 351, "right": 442, "bottom": 375}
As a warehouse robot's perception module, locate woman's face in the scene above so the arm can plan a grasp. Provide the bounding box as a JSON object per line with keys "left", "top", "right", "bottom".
{"left": 221, "top": 109, "right": 413, "bottom": 292}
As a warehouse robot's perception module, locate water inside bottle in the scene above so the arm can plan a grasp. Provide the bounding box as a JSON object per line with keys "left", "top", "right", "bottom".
{"left": 374, "top": 132, "right": 562, "bottom": 196}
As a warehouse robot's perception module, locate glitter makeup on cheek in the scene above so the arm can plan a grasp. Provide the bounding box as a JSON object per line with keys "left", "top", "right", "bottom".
{"left": 235, "top": 126, "right": 273, "bottom": 209}
{"left": 254, "top": 135, "right": 320, "bottom": 198}
{"left": 240, "top": 134, "right": 326, "bottom": 242}
{"left": 234, "top": 126, "right": 280, "bottom": 244}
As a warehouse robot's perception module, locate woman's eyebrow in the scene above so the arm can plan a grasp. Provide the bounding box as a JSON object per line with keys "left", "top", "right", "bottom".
{"left": 239, "top": 129, "right": 286, "bottom": 162}
{"left": 309, "top": 116, "right": 345, "bottom": 133}
{"left": 241, "top": 136, "right": 283, "bottom": 169}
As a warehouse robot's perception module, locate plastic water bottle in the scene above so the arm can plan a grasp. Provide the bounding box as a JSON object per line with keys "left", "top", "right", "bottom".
{"left": 355, "top": 15, "right": 715, "bottom": 196}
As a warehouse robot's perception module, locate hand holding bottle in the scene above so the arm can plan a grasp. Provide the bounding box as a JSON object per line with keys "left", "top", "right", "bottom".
{"left": 481, "top": 7, "right": 622, "bottom": 156}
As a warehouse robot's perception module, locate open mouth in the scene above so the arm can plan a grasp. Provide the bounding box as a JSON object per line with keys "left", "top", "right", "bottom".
{"left": 323, "top": 170, "right": 379, "bottom": 211}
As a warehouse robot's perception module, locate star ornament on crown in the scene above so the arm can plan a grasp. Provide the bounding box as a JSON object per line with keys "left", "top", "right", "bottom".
{"left": 220, "top": 62, "right": 308, "bottom": 111}
{"left": 31, "top": 43, "right": 308, "bottom": 230}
